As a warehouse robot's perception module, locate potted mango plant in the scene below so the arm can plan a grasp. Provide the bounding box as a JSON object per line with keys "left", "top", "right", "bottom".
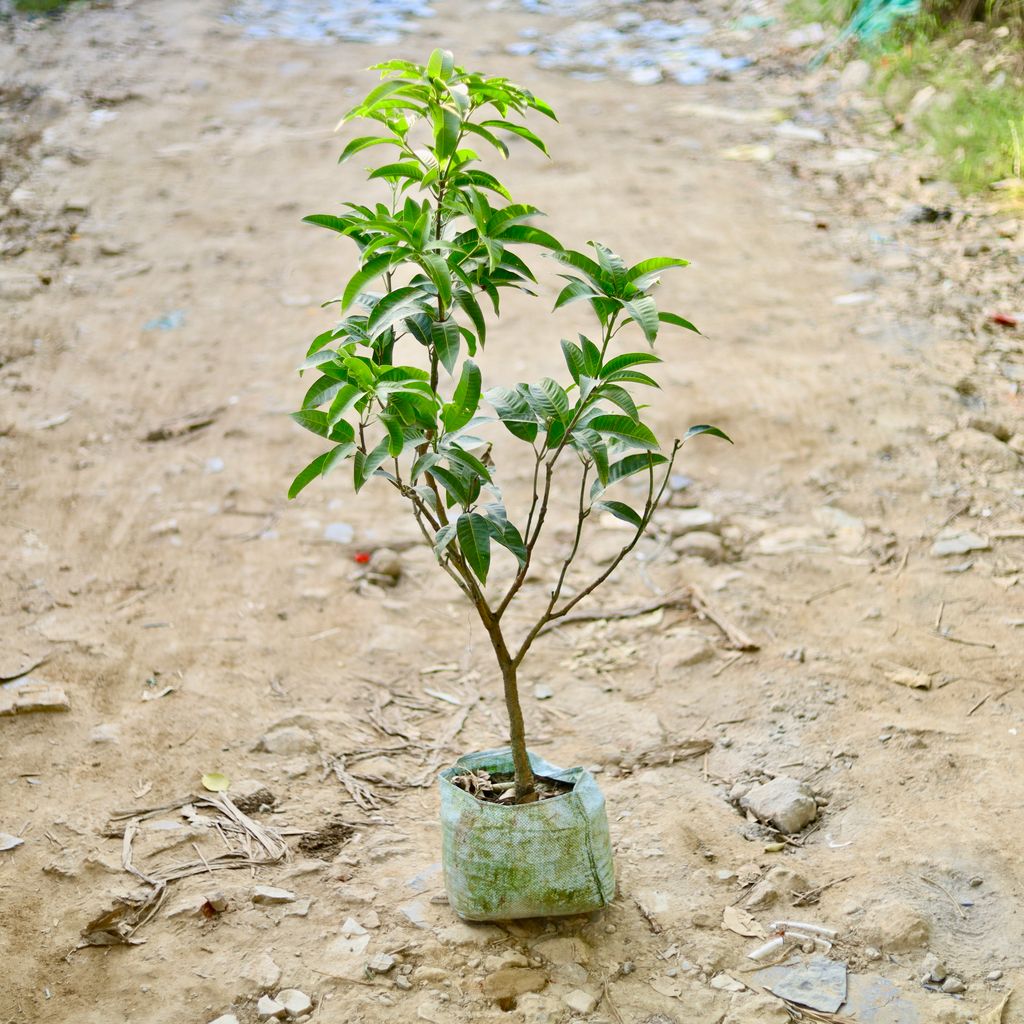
{"left": 288, "top": 50, "right": 730, "bottom": 920}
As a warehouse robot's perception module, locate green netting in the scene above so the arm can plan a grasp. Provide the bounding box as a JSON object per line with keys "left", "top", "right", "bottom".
{"left": 439, "top": 748, "right": 615, "bottom": 921}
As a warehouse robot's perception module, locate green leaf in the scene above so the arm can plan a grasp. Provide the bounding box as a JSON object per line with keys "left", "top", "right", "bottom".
{"left": 456, "top": 513, "right": 491, "bottom": 583}
{"left": 626, "top": 256, "right": 689, "bottom": 290}
{"left": 353, "top": 438, "right": 391, "bottom": 491}
{"left": 302, "top": 214, "right": 352, "bottom": 234}
{"left": 590, "top": 414, "right": 659, "bottom": 449}
{"left": 498, "top": 224, "right": 562, "bottom": 250}
{"left": 603, "top": 369, "right": 660, "bottom": 388}
{"left": 459, "top": 170, "right": 512, "bottom": 200}
{"left": 486, "top": 386, "right": 538, "bottom": 442}
{"left": 290, "top": 409, "right": 331, "bottom": 438}
{"left": 430, "top": 465, "right": 471, "bottom": 507}
{"left": 580, "top": 335, "right": 602, "bottom": 375}
{"left": 571, "top": 426, "right": 609, "bottom": 485}
{"left": 600, "top": 352, "right": 661, "bottom": 377}
{"left": 527, "top": 378, "right": 569, "bottom": 424}
{"left": 599, "top": 383, "right": 640, "bottom": 421}
{"left": 288, "top": 450, "right": 331, "bottom": 499}
{"left": 554, "top": 277, "right": 600, "bottom": 311}
{"left": 623, "top": 295, "right": 660, "bottom": 345}
{"left": 487, "top": 518, "right": 527, "bottom": 567}
{"left": 442, "top": 359, "right": 481, "bottom": 432}
{"left": 659, "top": 310, "right": 701, "bottom": 334}
{"left": 479, "top": 119, "right": 549, "bottom": 155}
{"left": 367, "top": 286, "right": 429, "bottom": 339}
{"left": 347, "top": 78, "right": 412, "bottom": 119}
{"left": 368, "top": 161, "right": 424, "bottom": 182}
{"left": 593, "top": 499, "right": 643, "bottom": 528}
{"left": 342, "top": 252, "right": 399, "bottom": 311}
{"left": 380, "top": 413, "right": 405, "bottom": 457}
{"left": 591, "top": 242, "right": 627, "bottom": 291}
{"left": 560, "top": 339, "right": 585, "bottom": 383}
{"left": 427, "top": 48, "right": 455, "bottom": 80}
{"left": 683, "top": 423, "right": 733, "bottom": 444}
{"left": 434, "top": 106, "right": 461, "bottom": 159}
{"left": 338, "top": 135, "right": 399, "bottom": 163}
{"left": 417, "top": 252, "right": 453, "bottom": 307}
{"left": 302, "top": 374, "right": 347, "bottom": 410}
{"left": 446, "top": 445, "right": 492, "bottom": 484}
{"left": 601, "top": 452, "right": 668, "bottom": 492}
{"left": 549, "top": 249, "right": 605, "bottom": 289}
{"left": 462, "top": 121, "right": 509, "bottom": 158}
{"left": 321, "top": 441, "right": 355, "bottom": 477}
{"left": 327, "top": 383, "right": 362, "bottom": 427}
{"left": 431, "top": 317, "right": 461, "bottom": 374}
{"left": 433, "top": 522, "right": 457, "bottom": 558}
{"left": 454, "top": 288, "right": 487, "bottom": 346}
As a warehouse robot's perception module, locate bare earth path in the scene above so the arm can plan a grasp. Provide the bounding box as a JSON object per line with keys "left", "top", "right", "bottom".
{"left": 2, "top": 3, "right": 1023, "bottom": 1023}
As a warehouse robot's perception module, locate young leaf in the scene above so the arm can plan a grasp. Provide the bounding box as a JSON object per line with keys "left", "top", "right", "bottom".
{"left": 338, "top": 135, "right": 400, "bottom": 163}
{"left": 600, "top": 351, "right": 661, "bottom": 377}
{"left": 626, "top": 256, "right": 689, "bottom": 290}
{"left": 367, "top": 286, "right": 429, "bottom": 338}
{"left": 353, "top": 438, "right": 391, "bottom": 491}
{"left": 479, "top": 119, "right": 549, "bottom": 155}
{"left": 427, "top": 48, "right": 455, "bottom": 80}
{"left": 342, "top": 252, "right": 399, "bottom": 311}
{"left": 368, "top": 161, "right": 424, "bottom": 183}
{"left": 488, "top": 518, "right": 527, "bottom": 567}
{"left": 434, "top": 106, "right": 461, "bottom": 159}
{"left": 560, "top": 339, "right": 585, "bottom": 383}
{"left": 454, "top": 288, "right": 487, "bottom": 346}
{"left": 456, "top": 512, "right": 492, "bottom": 583}
{"left": 527, "top": 378, "right": 569, "bottom": 424}
{"left": 434, "top": 522, "right": 457, "bottom": 558}
{"left": 290, "top": 409, "right": 331, "bottom": 438}
{"left": 683, "top": 424, "right": 733, "bottom": 444}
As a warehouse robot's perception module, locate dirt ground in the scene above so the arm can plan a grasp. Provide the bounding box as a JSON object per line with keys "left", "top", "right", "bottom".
{"left": 3, "top": 2, "right": 1024, "bottom": 1023}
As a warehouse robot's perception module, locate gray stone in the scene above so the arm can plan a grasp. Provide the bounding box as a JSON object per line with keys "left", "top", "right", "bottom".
{"left": 367, "top": 953, "right": 396, "bottom": 975}
{"left": 921, "top": 954, "right": 946, "bottom": 983}
{"left": 930, "top": 529, "right": 990, "bottom": 558}
{"left": 666, "top": 508, "right": 718, "bottom": 537}
{"left": 241, "top": 952, "right": 282, "bottom": 990}
{"left": 740, "top": 776, "right": 818, "bottom": 834}
{"left": 987, "top": 970, "right": 1003, "bottom": 981}
{"left": 368, "top": 547, "right": 402, "bottom": 584}
{"left": 941, "top": 976, "right": 965, "bottom": 994}
{"left": 252, "top": 885, "right": 297, "bottom": 905}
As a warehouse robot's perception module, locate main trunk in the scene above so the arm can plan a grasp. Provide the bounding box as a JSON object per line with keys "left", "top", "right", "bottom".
{"left": 499, "top": 657, "right": 537, "bottom": 801}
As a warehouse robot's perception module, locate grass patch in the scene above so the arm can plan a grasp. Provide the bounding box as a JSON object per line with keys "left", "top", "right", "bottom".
{"left": 12, "top": 0, "right": 81, "bottom": 12}
{"left": 873, "top": 27, "right": 1024, "bottom": 190}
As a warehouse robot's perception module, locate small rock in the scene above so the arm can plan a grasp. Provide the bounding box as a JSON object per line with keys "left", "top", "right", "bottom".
{"left": 89, "top": 723, "right": 120, "bottom": 744}
{"left": 323, "top": 522, "right": 354, "bottom": 544}
{"left": 482, "top": 968, "right": 548, "bottom": 1001}
{"left": 710, "top": 973, "right": 745, "bottom": 992}
{"left": 0, "top": 680, "right": 70, "bottom": 716}
{"left": 252, "top": 886, "right": 297, "bottom": 905}
{"left": 838, "top": 59, "right": 871, "bottom": 91}
{"left": 746, "top": 866, "right": 808, "bottom": 910}
{"left": 532, "top": 937, "right": 590, "bottom": 966}
{"left": 563, "top": 988, "right": 598, "bottom": 1013}
{"left": 205, "top": 891, "right": 229, "bottom": 913}
{"left": 257, "top": 995, "right": 286, "bottom": 1019}
{"left": 987, "top": 970, "right": 1003, "bottom": 981}
{"left": 930, "top": 529, "right": 990, "bottom": 558}
{"left": 340, "top": 916, "right": 368, "bottom": 936}
{"left": 941, "top": 976, "right": 965, "bottom": 994}
{"left": 399, "top": 899, "right": 430, "bottom": 929}
{"left": 368, "top": 547, "right": 402, "bottom": 584}
{"left": 241, "top": 952, "right": 282, "bottom": 990}
{"left": 532, "top": 684, "right": 554, "bottom": 700}
{"left": 276, "top": 989, "right": 313, "bottom": 1017}
{"left": 861, "top": 902, "right": 930, "bottom": 952}
{"left": 666, "top": 508, "right": 718, "bottom": 537}
{"left": 921, "top": 953, "right": 947, "bottom": 983}
{"left": 256, "top": 725, "right": 317, "bottom": 755}
{"left": 671, "top": 531, "right": 723, "bottom": 561}
{"left": 412, "top": 966, "right": 448, "bottom": 984}
{"left": 395, "top": 976, "right": 412, "bottom": 990}
{"left": 740, "top": 776, "right": 818, "bottom": 834}
{"left": 367, "top": 953, "right": 396, "bottom": 975}
{"left": 209, "top": 1016, "right": 239, "bottom": 1024}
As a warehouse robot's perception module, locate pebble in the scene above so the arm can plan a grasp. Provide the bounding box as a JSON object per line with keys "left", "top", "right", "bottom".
{"left": 941, "top": 976, "right": 965, "bottom": 994}
{"left": 252, "top": 885, "right": 297, "bottom": 905}
{"left": 929, "top": 529, "right": 991, "bottom": 558}
{"left": 257, "top": 995, "right": 286, "bottom": 1019}
{"left": 395, "top": 976, "right": 413, "bottom": 990}
{"left": 276, "top": 989, "right": 313, "bottom": 1017}
{"left": 399, "top": 899, "right": 430, "bottom": 929}
{"left": 368, "top": 547, "right": 402, "bottom": 584}
{"left": 562, "top": 988, "right": 598, "bottom": 1013}
{"left": 532, "top": 684, "right": 554, "bottom": 700}
{"left": 838, "top": 58, "right": 871, "bottom": 91}
{"left": 740, "top": 776, "right": 818, "bottom": 834}
{"left": 241, "top": 952, "right": 282, "bottom": 990}
{"left": 710, "top": 973, "right": 746, "bottom": 992}
{"left": 89, "top": 723, "right": 120, "bottom": 744}
{"left": 256, "top": 725, "right": 318, "bottom": 755}
{"left": 921, "top": 953, "right": 947, "bottom": 983}
{"left": 367, "top": 953, "right": 397, "bottom": 975}
{"left": 987, "top": 970, "right": 1003, "bottom": 981}
{"left": 671, "top": 530, "right": 723, "bottom": 561}
{"left": 532, "top": 937, "right": 590, "bottom": 966}
{"left": 666, "top": 507, "right": 718, "bottom": 536}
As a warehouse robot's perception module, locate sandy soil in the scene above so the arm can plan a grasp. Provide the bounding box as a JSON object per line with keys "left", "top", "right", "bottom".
{"left": 2, "top": 2, "right": 1024, "bottom": 1023}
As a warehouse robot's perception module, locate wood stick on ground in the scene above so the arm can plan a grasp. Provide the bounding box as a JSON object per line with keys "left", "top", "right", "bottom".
{"left": 920, "top": 875, "right": 966, "bottom": 919}
{"left": 536, "top": 593, "right": 689, "bottom": 635}
{"left": 687, "top": 584, "right": 760, "bottom": 651}
{"left": 633, "top": 896, "right": 663, "bottom": 934}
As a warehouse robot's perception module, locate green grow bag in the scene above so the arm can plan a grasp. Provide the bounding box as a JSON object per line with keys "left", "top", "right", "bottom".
{"left": 439, "top": 747, "right": 615, "bottom": 921}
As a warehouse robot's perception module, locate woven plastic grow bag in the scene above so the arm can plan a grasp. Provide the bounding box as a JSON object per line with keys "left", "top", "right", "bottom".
{"left": 439, "top": 747, "right": 615, "bottom": 921}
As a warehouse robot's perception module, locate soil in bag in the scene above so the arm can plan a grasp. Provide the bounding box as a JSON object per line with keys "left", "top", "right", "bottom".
{"left": 451, "top": 769, "right": 573, "bottom": 804}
